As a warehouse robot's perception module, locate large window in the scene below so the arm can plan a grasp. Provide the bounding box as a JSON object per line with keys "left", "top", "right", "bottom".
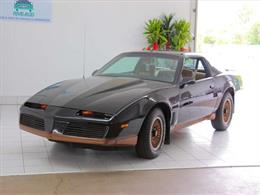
{"left": 96, "top": 53, "right": 180, "bottom": 83}
{"left": 101, "top": 57, "right": 139, "bottom": 75}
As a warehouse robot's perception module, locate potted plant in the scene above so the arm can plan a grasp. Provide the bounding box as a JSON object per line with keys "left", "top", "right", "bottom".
{"left": 171, "top": 19, "right": 192, "bottom": 51}
{"left": 161, "top": 14, "right": 175, "bottom": 50}
{"left": 144, "top": 19, "right": 167, "bottom": 50}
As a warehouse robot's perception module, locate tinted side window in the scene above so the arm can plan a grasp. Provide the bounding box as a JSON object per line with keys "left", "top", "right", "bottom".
{"left": 195, "top": 60, "right": 207, "bottom": 80}
{"left": 181, "top": 58, "right": 197, "bottom": 82}
{"left": 183, "top": 58, "right": 197, "bottom": 70}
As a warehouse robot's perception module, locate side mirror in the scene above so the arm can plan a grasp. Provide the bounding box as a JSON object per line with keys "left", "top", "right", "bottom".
{"left": 179, "top": 80, "right": 195, "bottom": 89}
{"left": 92, "top": 70, "right": 98, "bottom": 76}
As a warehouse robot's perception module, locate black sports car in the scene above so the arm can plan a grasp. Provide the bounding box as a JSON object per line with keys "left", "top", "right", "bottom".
{"left": 20, "top": 51, "right": 242, "bottom": 159}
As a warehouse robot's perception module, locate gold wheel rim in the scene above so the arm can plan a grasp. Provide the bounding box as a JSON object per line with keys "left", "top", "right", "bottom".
{"left": 151, "top": 118, "right": 163, "bottom": 150}
{"left": 223, "top": 99, "right": 232, "bottom": 123}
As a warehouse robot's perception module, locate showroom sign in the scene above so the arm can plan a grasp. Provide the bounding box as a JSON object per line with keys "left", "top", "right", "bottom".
{"left": 0, "top": 0, "right": 51, "bottom": 22}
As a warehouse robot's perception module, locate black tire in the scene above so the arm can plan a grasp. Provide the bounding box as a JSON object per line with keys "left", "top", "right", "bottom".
{"left": 135, "top": 108, "right": 166, "bottom": 159}
{"left": 211, "top": 92, "right": 234, "bottom": 131}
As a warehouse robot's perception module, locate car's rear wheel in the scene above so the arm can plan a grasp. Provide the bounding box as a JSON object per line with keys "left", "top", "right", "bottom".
{"left": 211, "top": 92, "right": 233, "bottom": 131}
{"left": 135, "top": 108, "right": 166, "bottom": 159}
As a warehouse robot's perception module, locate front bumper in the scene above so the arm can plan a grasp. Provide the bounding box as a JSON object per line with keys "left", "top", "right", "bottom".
{"left": 20, "top": 124, "right": 137, "bottom": 146}
{"left": 19, "top": 104, "right": 144, "bottom": 147}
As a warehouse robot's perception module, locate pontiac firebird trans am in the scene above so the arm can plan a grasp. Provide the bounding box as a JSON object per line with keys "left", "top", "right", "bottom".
{"left": 20, "top": 51, "right": 242, "bottom": 159}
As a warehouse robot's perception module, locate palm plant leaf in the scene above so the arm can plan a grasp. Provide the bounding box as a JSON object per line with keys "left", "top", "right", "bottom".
{"left": 144, "top": 18, "right": 167, "bottom": 49}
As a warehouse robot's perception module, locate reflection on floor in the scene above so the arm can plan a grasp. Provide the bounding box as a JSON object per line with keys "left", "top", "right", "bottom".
{"left": 0, "top": 91, "right": 259, "bottom": 176}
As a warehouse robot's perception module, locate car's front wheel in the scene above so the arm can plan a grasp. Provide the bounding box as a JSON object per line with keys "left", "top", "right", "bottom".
{"left": 135, "top": 108, "right": 166, "bottom": 159}
{"left": 211, "top": 92, "right": 234, "bottom": 131}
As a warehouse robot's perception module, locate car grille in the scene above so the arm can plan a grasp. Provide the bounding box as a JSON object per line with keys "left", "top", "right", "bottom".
{"left": 54, "top": 121, "right": 108, "bottom": 139}
{"left": 20, "top": 114, "right": 45, "bottom": 130}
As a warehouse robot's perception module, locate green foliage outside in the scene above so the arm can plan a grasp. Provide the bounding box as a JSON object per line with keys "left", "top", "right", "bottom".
{"left": 248, "top": 23, "right": 260, "bottom": 44}
{"left": 200, "top": 5, "right": 260, "bottom": 45}
{"left": 204, "top": 35, "right": 216, "bottom": 44}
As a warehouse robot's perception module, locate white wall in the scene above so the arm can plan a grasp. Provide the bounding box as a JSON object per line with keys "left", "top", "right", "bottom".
{"left": 0, "top": 0, "right": 196, "bottom": 104}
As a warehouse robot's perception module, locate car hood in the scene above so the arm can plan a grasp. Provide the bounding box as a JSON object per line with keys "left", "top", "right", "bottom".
{"left": 27, "top": 76, "right": 171, "bottom": 115}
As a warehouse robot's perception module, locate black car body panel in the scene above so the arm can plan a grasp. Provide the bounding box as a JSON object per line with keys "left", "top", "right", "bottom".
{"left": 27, "top": 76, "right": 171, "bottom": 115}
{"left": 20, "top": 51, "right": 241, "bottom": 148}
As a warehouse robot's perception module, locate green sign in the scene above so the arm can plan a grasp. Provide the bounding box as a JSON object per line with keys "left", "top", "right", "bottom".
{"left": 13, "top": 0, "right": 34, "bottom": 17}
{"left": 0, "top": 0, "right": 52, "bottom": 22}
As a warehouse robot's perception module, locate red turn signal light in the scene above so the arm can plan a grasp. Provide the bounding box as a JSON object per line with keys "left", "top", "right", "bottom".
{"left": 40, "top": 104, "right": 48, "bottom": 110}
{"left": 81, "top": 110, "right": 93, "bottom": 117}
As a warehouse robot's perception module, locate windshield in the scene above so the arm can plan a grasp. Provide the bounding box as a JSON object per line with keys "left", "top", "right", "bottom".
{"left": 95, "top": 53, "right": 180, "bottom": 83}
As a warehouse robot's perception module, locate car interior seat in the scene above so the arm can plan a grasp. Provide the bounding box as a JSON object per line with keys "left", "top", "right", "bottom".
{"left": 181, "top": 69, "right": 194, "bottom": 82}
{"left": 195, "top": 72, "right": 206, "bottom": 80}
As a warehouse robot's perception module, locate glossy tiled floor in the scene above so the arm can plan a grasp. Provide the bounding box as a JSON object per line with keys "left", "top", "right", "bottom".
{"left": 0, "top": 90, "right": 259, "bottom": 176}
